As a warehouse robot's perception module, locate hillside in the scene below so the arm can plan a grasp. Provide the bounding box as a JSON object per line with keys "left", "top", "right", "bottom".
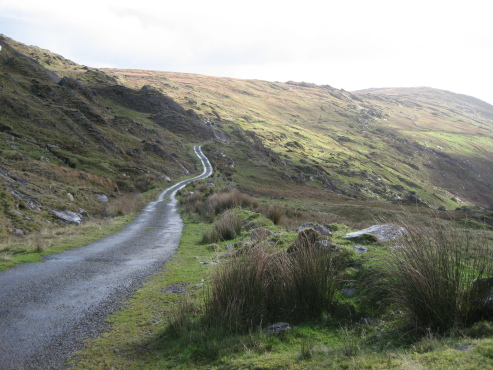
{"left": 0, "top": 35, "right": 215, "bottom": 235}
{"left": 2, "top": 34, "right": 493, "bottom": 238}
{"left": 102, "top": 70, "right": 493, "bottom": 210}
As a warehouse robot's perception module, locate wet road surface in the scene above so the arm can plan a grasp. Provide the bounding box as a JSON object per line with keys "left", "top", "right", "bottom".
{"left": 0, "top": 145, "right": 212, "bottom": 369}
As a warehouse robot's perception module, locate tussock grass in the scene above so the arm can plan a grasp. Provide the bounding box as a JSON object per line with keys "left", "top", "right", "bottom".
{"left": 180, "top": 186, "right": 257, "bottom": 222}
{"left": 261, "top": 204, "right": 284, "bottom": 225}
{"left": 381, "top": 218, "right": 493, "bottom": 333}
{"left": 204, "top": 245, "right": 352, "bottom": 332}
{"left": 104, "top": 194, "right": 147, "bottom": 216}
{"left": 201, "top": 209, "right": 243, "bottom": 244}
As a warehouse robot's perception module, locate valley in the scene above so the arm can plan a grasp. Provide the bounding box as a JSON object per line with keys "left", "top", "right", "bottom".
{"left": 2, "top": 34, "right": 493, "bottom": 369}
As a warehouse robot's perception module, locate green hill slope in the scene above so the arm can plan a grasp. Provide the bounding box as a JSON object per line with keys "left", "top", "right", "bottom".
{"left": 103, "top": 69, "right": 493, "bottom": 208}
{"left": 2, "top": 34, "right": 493, "bottom": 237}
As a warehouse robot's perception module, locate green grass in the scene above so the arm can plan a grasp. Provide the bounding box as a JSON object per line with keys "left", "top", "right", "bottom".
{"left": 0, "top": 215, "right": 135, "bottom": 271}
{"left": 69, "top": 187, "right": 493, "bottom": 369}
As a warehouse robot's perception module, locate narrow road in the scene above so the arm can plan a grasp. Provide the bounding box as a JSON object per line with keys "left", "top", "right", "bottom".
{"left": 0, "top": 145, "right": 213, "bottom": 369}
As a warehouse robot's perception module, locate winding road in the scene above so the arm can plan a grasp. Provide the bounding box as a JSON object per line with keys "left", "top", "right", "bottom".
{"left": 0, "top": 145, "right": 213, "bottom": 369}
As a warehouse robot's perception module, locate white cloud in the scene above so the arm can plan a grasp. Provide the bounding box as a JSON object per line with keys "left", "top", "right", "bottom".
{"left": 1, "top": 0, "right": 492, "bottom": 104}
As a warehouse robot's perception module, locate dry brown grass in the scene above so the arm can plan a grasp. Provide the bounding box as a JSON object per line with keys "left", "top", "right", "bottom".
{"left": 104, "top": 194, "right": 147, "bottom": 216}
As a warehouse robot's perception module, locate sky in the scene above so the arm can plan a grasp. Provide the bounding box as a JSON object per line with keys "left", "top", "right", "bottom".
{"left": 1, "top": 0, "right": 492, "bottom": 105}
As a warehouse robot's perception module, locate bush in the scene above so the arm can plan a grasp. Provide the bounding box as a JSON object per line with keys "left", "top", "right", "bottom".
{"left": 204, "top": 245, "right": 352, "bottom": 331}
{"left": 201, "top": 209, "right": 243, "bottom": 244}
{"left": 382, "top": 219, "right": 493, "bottom": 333}
{"left": 180, "top": 187, "right": 256, "bottom": 222}
{"left": 262, "top": 204, "right": 284, "bottom": 225}
{"left": 205, "top": 188, "right": 256, "bottom": 219}
{"left": 105, "top": 194, "right": 147, "bottom": 216}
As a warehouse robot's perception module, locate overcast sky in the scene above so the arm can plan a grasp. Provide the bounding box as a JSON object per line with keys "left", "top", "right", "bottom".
{"left": 1, "top": 0, "right": 492, "bottom": 104}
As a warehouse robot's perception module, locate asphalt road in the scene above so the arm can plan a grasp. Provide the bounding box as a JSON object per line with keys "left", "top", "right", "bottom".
{"left": 0, "top": 145, "right": 212, "bottom": 369}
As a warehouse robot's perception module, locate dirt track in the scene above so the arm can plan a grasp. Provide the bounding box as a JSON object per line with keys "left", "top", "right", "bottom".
{"left": 0, "top": 145, "right": 212, "bottom": 369}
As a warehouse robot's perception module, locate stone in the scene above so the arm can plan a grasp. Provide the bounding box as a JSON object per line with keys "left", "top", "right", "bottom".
{"left": 161, "top": 283, "right": 188, "bottom": 294}
{"left": 50, "top": 210, "right": 82, "bottom": 224}
{"left": 342, "top": 288, "right": 355, "bottom": 296}
{"left": 353, "top": 245, "right": 368, "bottom": 254}
{"left": 96, "top": 194, "right": 109, "bottom": 202}
{"left": 287, "top": 226, "right": 332, "bottom": 253}
{"left": 454, "top": 345, "right": 474, "bottom": 351}
{"left": 67, "top": 193, "right": 74, "bottom": 202}
{"left": 263, "top": 322, "right": 292, "bottom": 335}
{"left": 78, "top": 208, "right": 89, "bottom": 218}
{"left": 345, "top": 224, "right": 406, "bottom": 242}
{"left": 250, "top": 228, "right": 273, "bottom": 242}
{"left": 13, "top": 229, "right": 24, "bottom": 236}
{"left": 313, "top": 240, "right": 338, "bottom": 250}
{"left": 296, "top": 222, "right": 332, "bottom": 236}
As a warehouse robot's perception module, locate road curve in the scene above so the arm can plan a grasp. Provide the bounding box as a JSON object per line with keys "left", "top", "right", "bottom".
{"left": 0, "top": 145, "right": 213, "bottom": 369}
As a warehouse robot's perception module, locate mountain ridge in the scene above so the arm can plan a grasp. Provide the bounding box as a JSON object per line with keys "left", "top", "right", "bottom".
{"left": 2, "top": 35, "right": 493, "bottom": 237}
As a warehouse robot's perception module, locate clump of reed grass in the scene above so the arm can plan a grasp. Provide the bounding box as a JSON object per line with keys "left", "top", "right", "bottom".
{"left": 382, "top": 218, "right": 493, "bottom": 333}
{"left": 180, "top": 186, "right": 257, "bottom": 222}
{"left": 204, "top": 244, "right": 352, "bottom": 332}
{"left": 201, "top": 209, "right": 243, "bottom": 244}
{"left": 104, "top": 194, "right": 147, "bottom": 216}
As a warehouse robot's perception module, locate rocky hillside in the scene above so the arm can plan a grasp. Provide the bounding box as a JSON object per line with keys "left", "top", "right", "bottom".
{"left": 2, "top": 34, "right": 493, "bottom": 236}
{"left": 0, "top": 35, "right": 216, "bottom": 235}
{"left": 103, "top": 69, "right": 493, "bottom": 209}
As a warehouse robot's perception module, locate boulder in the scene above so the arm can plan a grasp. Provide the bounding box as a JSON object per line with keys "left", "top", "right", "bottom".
{"left": 287, "top": 225, "right": 332, "bottom": 253}
{"left": 296, "top": 222, "right": 332, "bottom": 236}
{"left": 263, "top": 322, "right": 292, "bottom": 335}
{"left": 96, "top": 194, "right": 109, "bottom": 202}
{"left": 345, "top": 224, "right": 405, "bottom": 243}
{"left": 50, "top": 210, "right": 82, "bottom": 224}
{"left": 250, "top": 228, "right": 274, "bottom": 243}
{"left": 353, "top": 245, "right": 368, "bottom": 254}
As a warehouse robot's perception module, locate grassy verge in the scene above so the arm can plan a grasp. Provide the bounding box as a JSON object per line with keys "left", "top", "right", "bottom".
{"left": 0, "top": 215, "right": 135, "bottom": 271}
{"left": 69, "top": 183, "right": 493, "bottom": 368}
{"left": 69, "top": 221, "right": 217, "bottom": 368}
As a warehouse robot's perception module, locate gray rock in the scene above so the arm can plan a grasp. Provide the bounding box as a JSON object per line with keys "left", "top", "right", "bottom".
{"left": 78, "top": 208, "right": 89, "bottom": 218}
{"left": 297, "top": 222, "right": 332, "bottom": 236}
{"left": 342, "top": 288, "right": 355, "bottom": 296}
{"left": 96, "top": 194, "right": 109, "bottom": 202}
{"left": 161, "top": 283, "right": 189, "bottom": 294}
{"left": 454, "top": 345, "right": 474, "bottom": 351}
{"left": 353, "top": 245, "right": 368, "bottom": 254}
{"left": 263, "top": 322, "right": 292, "bottom": 335}
{"left": 14, "top": 229, "right": 24, "bottom": 236}
{"left": 345, "top": 224, "right": 405, "bottom": 242}
{"left": 50, "top": 210, "right": 82, "bottom": 224}
{"left": 250, "top": 228, "right": 274, "bottom": 242}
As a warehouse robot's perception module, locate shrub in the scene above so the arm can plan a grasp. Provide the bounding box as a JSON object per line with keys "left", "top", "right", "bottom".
{"left": 201, "top": 209, "right": 243, "bottom": 244}
{"left": 204, "top": 244, "right": 352, "bottom": 331}
{"left": 206, "top": 188, "right": 255, "bottom": 219}
{"left": 105, "top": 194, "right": 147, "bottom": 216}
{"left": 382, "top": 219, "right": 493, "bottom": 333}
{"left": 263, "top": 204, "right": 284, "bottom": 225}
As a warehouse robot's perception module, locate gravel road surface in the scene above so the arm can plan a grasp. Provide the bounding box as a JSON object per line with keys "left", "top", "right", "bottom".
{"left": 0, "top": 145, "right": 212, "bottom": 369}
